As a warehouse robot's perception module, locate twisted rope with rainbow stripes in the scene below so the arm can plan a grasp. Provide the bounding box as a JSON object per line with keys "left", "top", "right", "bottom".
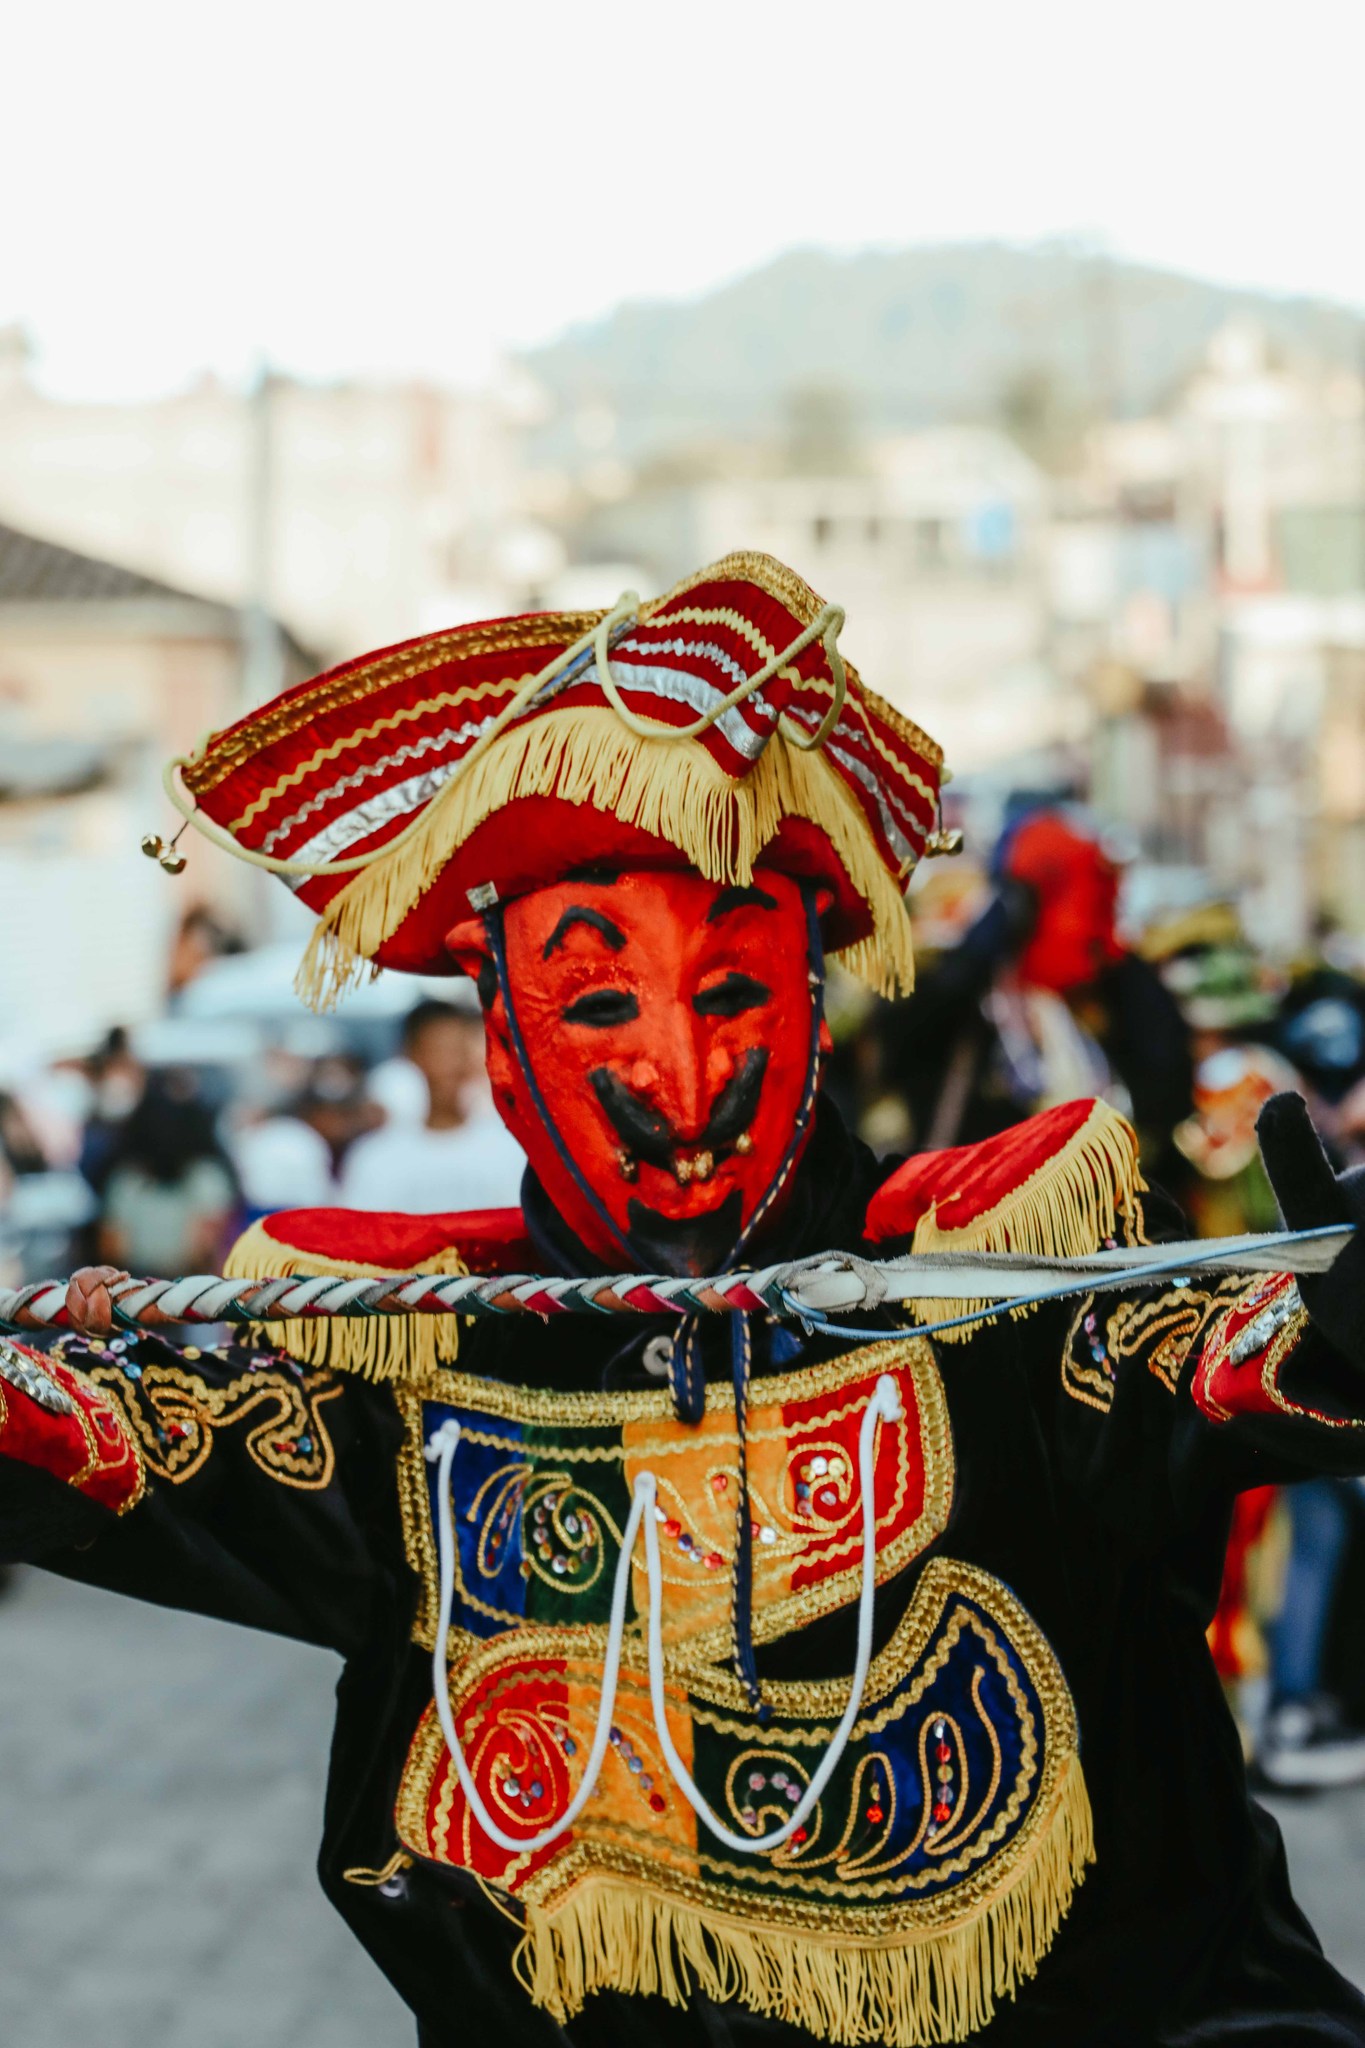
{"left": 0, "top": 1223, "right": 1349, "bottom": 1347}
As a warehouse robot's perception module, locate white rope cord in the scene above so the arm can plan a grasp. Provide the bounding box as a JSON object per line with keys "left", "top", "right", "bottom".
{"left": 424, "top": 1417, "right": 648, "bottom": 1856}
{"left": 0, "top": 1225, "right": 1351, "bottom": 1337}
{"left": 590, "top": 599, "right": 848, "bottom": 754}
{"left": 637, "top": 1372, "right": 902, "bottom": 1853}
{"left": 422, "top": 1375, "right": 901, "bottom": 1858}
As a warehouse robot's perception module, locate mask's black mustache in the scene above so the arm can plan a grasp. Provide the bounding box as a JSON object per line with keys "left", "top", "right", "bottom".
{"left": 589, "top": 1048, "right": 769, "bottom": 1167}
{"left": 704, "top": 1048, "right": 768, "bottom": 1145}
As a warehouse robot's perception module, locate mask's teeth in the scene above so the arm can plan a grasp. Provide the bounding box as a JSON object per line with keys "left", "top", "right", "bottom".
{"left": 616, "top": 1148, "right": 638, "bottom": 1183}
{"left": 734, "top": 1131, "right": 754, "bottom": 1156}
{"left": 672, "top": 1150, "right": 715, "bottom": 1186}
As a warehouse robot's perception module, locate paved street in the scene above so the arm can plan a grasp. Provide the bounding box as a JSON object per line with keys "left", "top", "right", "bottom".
{"left": 1, "top": 1568, "right": 1362, "bottom": 2046}
{"left": 0, "top": 1571, "right": 408, "bottom": 2048}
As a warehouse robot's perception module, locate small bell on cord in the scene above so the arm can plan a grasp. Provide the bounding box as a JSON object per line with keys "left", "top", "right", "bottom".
{"left": 139, "top": 827, "right": 188, "bottom": 875}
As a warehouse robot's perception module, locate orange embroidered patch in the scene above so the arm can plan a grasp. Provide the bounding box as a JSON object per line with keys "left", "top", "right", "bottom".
{"left": 396, "top": 1337, "right": 954, "bottom": 1670}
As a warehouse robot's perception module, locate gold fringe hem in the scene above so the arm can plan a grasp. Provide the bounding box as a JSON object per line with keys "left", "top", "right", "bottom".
{"left": 516, "top": 1757, "right": 1093, "bottom": 2047}
{"left": 222, "top": 1219, "right": 466, "bottom": 1381}
{"left": 912, "top": 1101, "right": 1145, "bottom": 1343}
{"left": 294, "top": 705, "right": 917, "bottom": 1011}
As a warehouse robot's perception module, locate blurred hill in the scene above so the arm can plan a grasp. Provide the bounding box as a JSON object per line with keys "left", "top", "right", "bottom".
{"left": 523, "top": 241, "right": 1365, "bottom": 466}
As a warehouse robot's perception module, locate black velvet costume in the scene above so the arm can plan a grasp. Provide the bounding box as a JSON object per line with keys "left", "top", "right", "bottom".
{"left": 4, "top": 1105, "right": 1365, "bottom": 2048}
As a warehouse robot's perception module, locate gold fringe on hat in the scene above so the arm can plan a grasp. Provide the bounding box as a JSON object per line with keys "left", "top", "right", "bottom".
{"left": 294, "top": 705, "right": 918, "bottom": 1012}
{"left": 911, "top": 1101, "right": 1145, "bottom": 1342}
{"left": 222, "top": 1220, "right": 466, "bottom": 1381}
{"left": 515, "top": 1756, "right": 1093, "bottom": 2047}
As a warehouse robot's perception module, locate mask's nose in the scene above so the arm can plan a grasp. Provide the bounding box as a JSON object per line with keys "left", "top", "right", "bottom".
{"left": 622, "top": 1010, "right": 738, "bottom": 1145}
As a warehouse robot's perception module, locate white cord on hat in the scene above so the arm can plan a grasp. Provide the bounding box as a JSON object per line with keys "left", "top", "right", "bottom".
{"left": 158, "top": 589, "right": 849, "bottom": 880}
{"left": 160, "top": 593, "right": 641, "bottom": 878}
{"left": 590, "top": 599, "right": 848, "bottom": 753}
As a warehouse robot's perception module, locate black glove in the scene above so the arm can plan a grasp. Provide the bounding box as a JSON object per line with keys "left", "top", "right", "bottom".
{"left": 1256, "top": 1090, "right": 1365, "bottom": 1371}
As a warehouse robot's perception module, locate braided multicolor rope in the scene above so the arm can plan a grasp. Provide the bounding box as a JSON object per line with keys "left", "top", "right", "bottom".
{"left": 0, "top": 1224, "right": 1350, "bottom": 1338}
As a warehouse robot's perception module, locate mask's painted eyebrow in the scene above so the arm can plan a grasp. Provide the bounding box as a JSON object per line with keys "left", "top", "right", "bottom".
{"left": 564, "top": 863, "right": 621, "bottom": 884}
{"left": 706, "top": 883, "right": 779, "bottom": 924}
{"left": 542, "top": 906, "right": 628, "bottom": 960}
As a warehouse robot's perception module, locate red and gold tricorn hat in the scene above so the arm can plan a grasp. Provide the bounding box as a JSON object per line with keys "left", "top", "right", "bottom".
{"left": 166, "top": 552, "right": 949, "bottom": 1008}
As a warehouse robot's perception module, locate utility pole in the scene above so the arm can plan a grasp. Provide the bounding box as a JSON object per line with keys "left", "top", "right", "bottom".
{"left": 240, "top": 357, "right": 288, "bottom": 941}
{"left": 242, "top": 356, "right": 285, "bottom": 714}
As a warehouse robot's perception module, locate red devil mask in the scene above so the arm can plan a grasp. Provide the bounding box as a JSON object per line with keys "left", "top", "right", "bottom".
{"left": 447, "top": 868, "right": 829, "bottom": 1275}
{"left": 1004, "top": 813, "right": 1123, "bottom": 996}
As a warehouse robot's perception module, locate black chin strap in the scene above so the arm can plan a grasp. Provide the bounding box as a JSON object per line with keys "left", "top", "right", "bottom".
{"left": 486, "top": 886, "right": 828, "bottom": 1715}
{"left": 482, "top": 905, "right": 635, "bottom": 1263}
{"left": 722, "top": 883, "right": 827, "bottom": 1713}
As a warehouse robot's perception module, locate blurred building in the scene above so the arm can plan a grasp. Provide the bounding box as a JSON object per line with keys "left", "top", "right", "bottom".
{"left": 7, "top": 282, "right": 1365, "bottom": 975}
{"left": 0, "top": 328, "right": 537, "bottom": 659}
{"left": 0, "top": 516, "right": 312, "bottom": 1061}
{"left": 1064, "top": 321, "right": 1365, "bottom": 953}
{"left": 557, "top": 426, "right": 1078, "bottom": 769}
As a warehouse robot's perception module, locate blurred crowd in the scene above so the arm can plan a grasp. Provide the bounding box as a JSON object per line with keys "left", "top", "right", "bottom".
{"left": 6, "top": 808, "right": 1365, "bottom": 1799}
{"left": 828, "top": 797, "right": 1365, "bottom": 1805}
{"left": 0, "top": 989, "right": 526, "bottom": 1296}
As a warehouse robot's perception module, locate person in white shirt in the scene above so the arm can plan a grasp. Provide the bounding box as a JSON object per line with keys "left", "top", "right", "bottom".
{"left": 341, "top": 998, "right": 525, "bottom": 1213}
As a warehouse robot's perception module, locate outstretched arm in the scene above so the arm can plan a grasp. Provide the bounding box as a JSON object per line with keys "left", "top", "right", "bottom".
{"left": 0, "top": 1271, "right": 382, "bottom": 1654}
{"left": 1049, "top": 1098, "right": 1365, "bottom": 1549}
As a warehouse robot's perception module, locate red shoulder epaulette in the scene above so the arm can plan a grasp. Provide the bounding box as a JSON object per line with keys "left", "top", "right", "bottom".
{"left": 223, "top": 1206, "right": 536, "bottom": 1381}
{"left": 864, "top": 1099, "right": 1144, "bottom": 1341}
{"left": 229, "top": 1205, "right": 536, "bottom": 1277}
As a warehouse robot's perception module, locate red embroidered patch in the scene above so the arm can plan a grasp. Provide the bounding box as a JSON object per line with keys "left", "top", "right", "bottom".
{"left": 1193, "top": 1273, "right": 1310, "bottom": 1425}
{"left": 0, "top": 1339, "right": 143, "bottom": 1512}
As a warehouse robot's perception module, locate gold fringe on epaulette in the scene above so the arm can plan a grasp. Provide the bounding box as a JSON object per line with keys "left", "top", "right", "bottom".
{"left": 222, "top": 1220, "right": 466, "bottom": 1381}
{"left": 913, "top": 1100, "right": 1145, "bottom": 1343}
{"left": 516, "top": 1756, "right": 1093, "bottom": 2046}
{"left": 294, "top": 706, "right": 919, "bottom": 1012}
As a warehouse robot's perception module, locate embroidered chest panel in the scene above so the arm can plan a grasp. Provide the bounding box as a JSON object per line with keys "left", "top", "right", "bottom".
{"left": 396, "top": 1551, "right": 1078, "bottom": 1906}
{"left": 393, "top": 1338, "right": 1091, "bottom": 2044}
{"left": 397, "top": 1338, "right": 953, "bottom": 1670}
{"left": 393, "top": 1555, "right": 1087, "bottom": 2044}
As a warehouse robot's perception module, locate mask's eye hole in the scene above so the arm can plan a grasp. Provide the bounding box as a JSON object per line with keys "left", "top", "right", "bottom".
{"left": 562, "top": 989, "right": 640, "bottom": 1028}
{"left": 693, "top": 972, "right": 772, "bottom": 1019}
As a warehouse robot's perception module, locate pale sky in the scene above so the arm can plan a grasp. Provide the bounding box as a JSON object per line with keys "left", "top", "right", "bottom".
{"left": 6, "top": 0, "right": 1364, "bottom": 399}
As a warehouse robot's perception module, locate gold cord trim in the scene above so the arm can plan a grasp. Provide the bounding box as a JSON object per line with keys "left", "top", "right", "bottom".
{"left": 401, "top": 1336, "right": 927, "bottom": 1427}
{"left": 1260, "top": 1304, "right": 1357, "bottom": 1425}
{"left": 230, "top": 668, "right": 548, "bottom": 832}
{"left": 184, "top": 613, "right": 605, "bottom": 795}
{"left": 342, "top": 1851, "right": 413, "bottom": 1887}
{"left": 222, "top": 1219, "right": 467, "bottom": 1381}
